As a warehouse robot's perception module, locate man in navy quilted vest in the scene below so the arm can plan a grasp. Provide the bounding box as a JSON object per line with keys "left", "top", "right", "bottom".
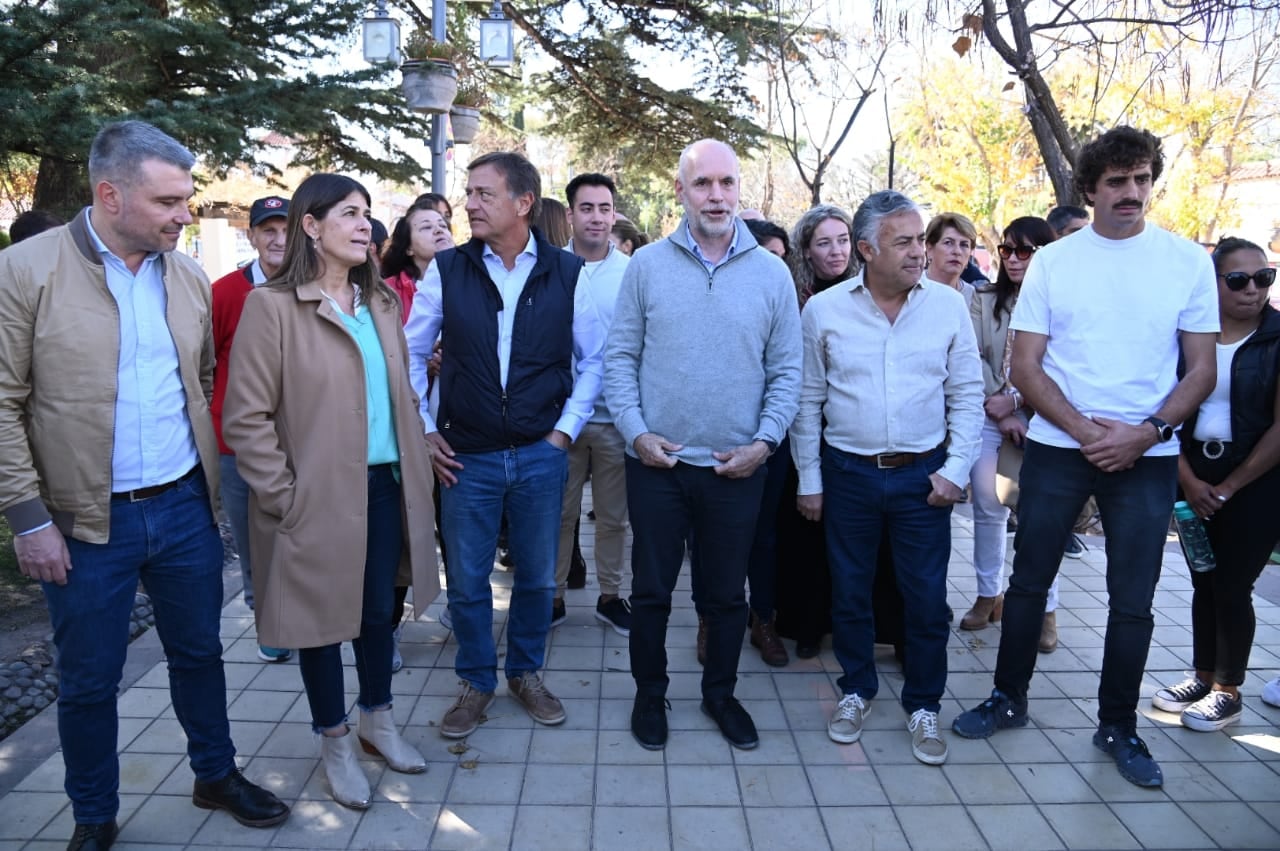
{"left": 404, "top": 151, "right": 605, "bottom": 739}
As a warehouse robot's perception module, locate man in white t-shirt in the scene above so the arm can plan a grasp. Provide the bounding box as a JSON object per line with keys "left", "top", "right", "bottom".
{"left": 953, "top": 126, "right": 1219, "bottom": 789}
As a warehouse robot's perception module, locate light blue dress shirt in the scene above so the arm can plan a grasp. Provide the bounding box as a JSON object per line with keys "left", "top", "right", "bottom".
{"left": 686, "top": 220, "right": 740, "bottom": 272}
{"left": 403, "top": 232, "right": 606, "bottom": 441}
{"left": 85, "top": 214, "right": 199, "bottom": 491}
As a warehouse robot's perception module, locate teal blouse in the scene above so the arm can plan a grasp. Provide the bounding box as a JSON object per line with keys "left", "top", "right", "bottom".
{"left": 334, "top": 298, "right": 399, "bottom": 466}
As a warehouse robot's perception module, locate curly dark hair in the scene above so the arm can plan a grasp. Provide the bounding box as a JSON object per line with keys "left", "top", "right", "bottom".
{"left": 1074, "top": 126, "right": 1164, "bottom": 204}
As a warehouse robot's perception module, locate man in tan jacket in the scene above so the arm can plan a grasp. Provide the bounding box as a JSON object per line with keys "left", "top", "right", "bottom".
{"left": 0, "top": 121, "right": 287, "bottom": 850}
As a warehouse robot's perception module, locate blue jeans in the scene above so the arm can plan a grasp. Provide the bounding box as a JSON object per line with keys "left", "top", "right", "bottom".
{"left": 628, "top": 459, "right": 765, "bottom": 701}
{"left": 823, "top": 446, "right": 952, "bottom": 713}
{"left": 440, "top": 440, "right": 567, "bottom": 693}
{"left": 219, "top": 453, "right": 254, "bottom": 609}
{"left": 298, "top": 465, "right": 402, "bottom": 730}
{"left": 43, "top": 470, "right": 235, "bottom": 824}
{"left": 995, "top": 440, "right": 1176, "bottom": 725}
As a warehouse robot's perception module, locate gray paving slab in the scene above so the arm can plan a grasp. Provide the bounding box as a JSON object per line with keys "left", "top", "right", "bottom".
{"left": 1, "top": 503, "right": 1278, "bottom": 849}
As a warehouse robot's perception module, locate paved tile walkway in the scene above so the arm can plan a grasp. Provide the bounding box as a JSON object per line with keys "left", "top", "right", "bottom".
{"left": 1, "top": 504, "right": 1278, "bottom": 850}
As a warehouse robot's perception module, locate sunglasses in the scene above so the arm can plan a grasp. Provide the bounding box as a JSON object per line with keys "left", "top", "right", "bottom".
{"left": 1220, "top": 268, "right": 1276, "bottom": 291}
{"left": 996, "top": 244, "right": 1037, "bottom": 261}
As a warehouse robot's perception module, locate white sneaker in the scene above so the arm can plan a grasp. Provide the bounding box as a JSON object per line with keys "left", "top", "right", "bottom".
{"left": 828, "top": 693, "right": 868, "bottom": 744}
{"left": 908, "top": 708, "right": 948, "bottom": 765}
{"left": 1260, "top": 677, "right": 1280, "bottom": 709}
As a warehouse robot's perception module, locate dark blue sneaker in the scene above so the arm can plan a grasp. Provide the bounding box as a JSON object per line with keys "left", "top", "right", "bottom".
{"left": 952, "top": 689, "right": 1029, "bottom": 739}
{"left": 1093, "top": 723, "right": 1163, "bottom": 787}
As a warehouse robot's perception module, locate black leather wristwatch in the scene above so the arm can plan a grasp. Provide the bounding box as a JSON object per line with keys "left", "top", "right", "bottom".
{"left": 1143, "top": 416, "right": 1174, "bottom": 442}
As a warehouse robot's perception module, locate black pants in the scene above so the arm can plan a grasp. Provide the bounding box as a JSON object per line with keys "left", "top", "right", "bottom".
{"left": 627, "top": 458, "right": 765, "bottom": 701}
{"left": 773, "top": 462, "right": 832, "bottom": 645}
{"left": 995, "top": 441, "right": 1176, "bottom": 727}
{"left": 1188, "top": 452, "right": 1280, "bottom": 686}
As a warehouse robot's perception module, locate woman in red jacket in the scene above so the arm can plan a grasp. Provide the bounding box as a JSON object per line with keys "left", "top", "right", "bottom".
{"left": 381, "top": 197, "right": 454, "bottom": 324}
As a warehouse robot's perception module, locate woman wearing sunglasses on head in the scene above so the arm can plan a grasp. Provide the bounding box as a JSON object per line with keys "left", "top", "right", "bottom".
{"left": 964, "top": 217, "right": 1064, "bottom": 652}
{"left": 1151, "top": 237, "right": 1280, "bottom": 729}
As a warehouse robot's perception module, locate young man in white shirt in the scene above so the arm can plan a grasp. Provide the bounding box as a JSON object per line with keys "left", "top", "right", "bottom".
{"left": 953, "top": 126, "right": 1219, "bottom": 789}
{"left": 553, "top": 173, "right": 633, "bottom": 635}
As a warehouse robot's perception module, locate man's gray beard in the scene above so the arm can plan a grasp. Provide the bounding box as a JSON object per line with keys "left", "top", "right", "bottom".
{"left": 690, "top": 211, "right": 735, "bottom": 241}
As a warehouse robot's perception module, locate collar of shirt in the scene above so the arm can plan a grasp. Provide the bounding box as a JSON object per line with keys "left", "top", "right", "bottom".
{"left": 685, "top": 220, "right": 739, "bottom": 273}
{"left": 321, "top": 284, "right": 367, "bottom": 316}
{"left": 567, "top": 238, "right": 612, "bottom": 266}
{"left": 249, "top": 258, "right": 269, "bottom": 285}
{"left": 84, "top": 212, "right": 161, "bottom": 278}
{"left": 846, "top": 270, "right": 926, "bottom": 302}
{"left": 481, "top": 231, "right": 538, "bottom": 273}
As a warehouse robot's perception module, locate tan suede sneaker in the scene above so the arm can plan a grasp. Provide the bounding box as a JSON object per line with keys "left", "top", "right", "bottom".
{"left": 440, "top": 683, "right": 495, "bottom": 739}
{"left": 508, "top": 672, "right": 566, "bottom": 726}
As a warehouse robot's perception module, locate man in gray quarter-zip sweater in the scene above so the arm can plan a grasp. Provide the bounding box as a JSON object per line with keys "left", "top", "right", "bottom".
{"left": 604, "top": 139, "right": 802, "bottom": 753}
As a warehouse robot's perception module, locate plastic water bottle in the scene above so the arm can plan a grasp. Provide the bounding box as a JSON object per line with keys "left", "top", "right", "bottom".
{"left": 1173, "top": 501, "right": 1216, "bottom": 573}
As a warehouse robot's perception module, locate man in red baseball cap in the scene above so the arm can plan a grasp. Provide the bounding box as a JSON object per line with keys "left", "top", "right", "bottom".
{"left": 210, "top": 195, "right": 292, "bottom": 662}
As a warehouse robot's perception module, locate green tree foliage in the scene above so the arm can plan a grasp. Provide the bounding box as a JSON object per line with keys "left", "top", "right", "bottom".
{"left": 502, "top": 1, "right": 793, "bottom": 184}
{"left": 1, "top": 0, "right": 426, "bottom": 218}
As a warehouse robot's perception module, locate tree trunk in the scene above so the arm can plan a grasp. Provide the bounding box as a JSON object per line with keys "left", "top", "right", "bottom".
{"left": 982, "top": 0, "right": 1083, "bottom": 206}
{"left": 33, "top": 157, "right": 90, "bottom": 221}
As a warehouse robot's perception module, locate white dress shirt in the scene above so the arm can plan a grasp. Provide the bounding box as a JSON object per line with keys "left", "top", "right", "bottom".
{"left": 790, "top": 271, "right": 985, "bottom": 495}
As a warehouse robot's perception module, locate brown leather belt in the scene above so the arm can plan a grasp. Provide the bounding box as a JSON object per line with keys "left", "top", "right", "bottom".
{"left": 112, "top": 466, "right": 199, "bottom": 502}
{"left": 847, "top": 443, "right": 946, "bottom": 469}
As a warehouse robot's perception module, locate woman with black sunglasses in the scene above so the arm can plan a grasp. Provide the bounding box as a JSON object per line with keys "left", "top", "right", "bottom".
{"left": 1152, "top": 236, "right": 1280, "bottom": 729}
{"left": 963, "top": 217, "right": 1063, "bottom": 653}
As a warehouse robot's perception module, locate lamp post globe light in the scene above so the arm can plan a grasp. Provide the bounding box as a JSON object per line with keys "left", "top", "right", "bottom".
{"left": 361, "top": 0, "right": 448, "bottom": 194}
{"left": 479, "top": 0, "right": 514, "bottom": 67}
{"left": 361, "top": 0, "right": 400, "bottom": 65}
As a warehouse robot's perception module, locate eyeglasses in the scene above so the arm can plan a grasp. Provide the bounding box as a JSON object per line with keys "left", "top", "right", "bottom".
{"left": 996, "top": 244, "right": 1037, "bottom": 261}
{"left": 1220, "top": 268, "right": 1276, "bottom": 291}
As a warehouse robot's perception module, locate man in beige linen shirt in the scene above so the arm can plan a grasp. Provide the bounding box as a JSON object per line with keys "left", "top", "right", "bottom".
{"left": 790, "top": 190, "right": 983, "bottom": 766}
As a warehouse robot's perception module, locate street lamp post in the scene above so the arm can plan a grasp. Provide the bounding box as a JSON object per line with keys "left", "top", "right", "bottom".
{"left": 428, "top": 0, "right": 447, "bottom": 194}
{"left": 361, "top": 0, "right": 448, "bottom": 195}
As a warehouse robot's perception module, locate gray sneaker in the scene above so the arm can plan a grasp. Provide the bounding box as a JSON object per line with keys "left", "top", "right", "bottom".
{"left": 440, "top": 683, "right": 495, "bottom": 739}
{"left": 1180, "top": 690, "right": 1243, "bottom": 732}
{"left": 508, "top": 672, "right": 566, "bottom": 726}
{"left": 908, "top": 708, "right": 948, "bottom": 765}
{"left": 828, "top": 693, "right": 868, "bottom": 744}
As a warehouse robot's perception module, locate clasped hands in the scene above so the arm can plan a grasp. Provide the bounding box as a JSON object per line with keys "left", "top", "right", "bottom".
{"left": 1077, "top": 417, "right": 1157, "bottom": 472}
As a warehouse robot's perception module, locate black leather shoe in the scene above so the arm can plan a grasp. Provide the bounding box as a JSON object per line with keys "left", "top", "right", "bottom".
{"left": 701, "top": 696, "right": 759, "bottom": 750}
{"left": 631, "top": 694, "right": 670, "bottom": 750}
{"left": 67, "top": 820, "right": 118, "bottom": 851}
{"left": 794, "top": 637, "right": 821, "bottom": 659}
{"left": 192, "top": 768, "right": 290, "bottom": 827}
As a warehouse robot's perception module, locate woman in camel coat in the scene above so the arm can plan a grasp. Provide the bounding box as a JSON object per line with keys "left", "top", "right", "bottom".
{"left": 222, "top": 173, "right": 439, "bottom": 810}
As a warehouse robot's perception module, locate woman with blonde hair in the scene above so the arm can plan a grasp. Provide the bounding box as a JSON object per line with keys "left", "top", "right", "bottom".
{"left": 224, "top": 173, "right": 440, "bottom": 810}
{"left": 771, "top": 204, "right": 856, "bottom": 658}
{"left": 924, "top": 212, "right": 979, "bottom": 307}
